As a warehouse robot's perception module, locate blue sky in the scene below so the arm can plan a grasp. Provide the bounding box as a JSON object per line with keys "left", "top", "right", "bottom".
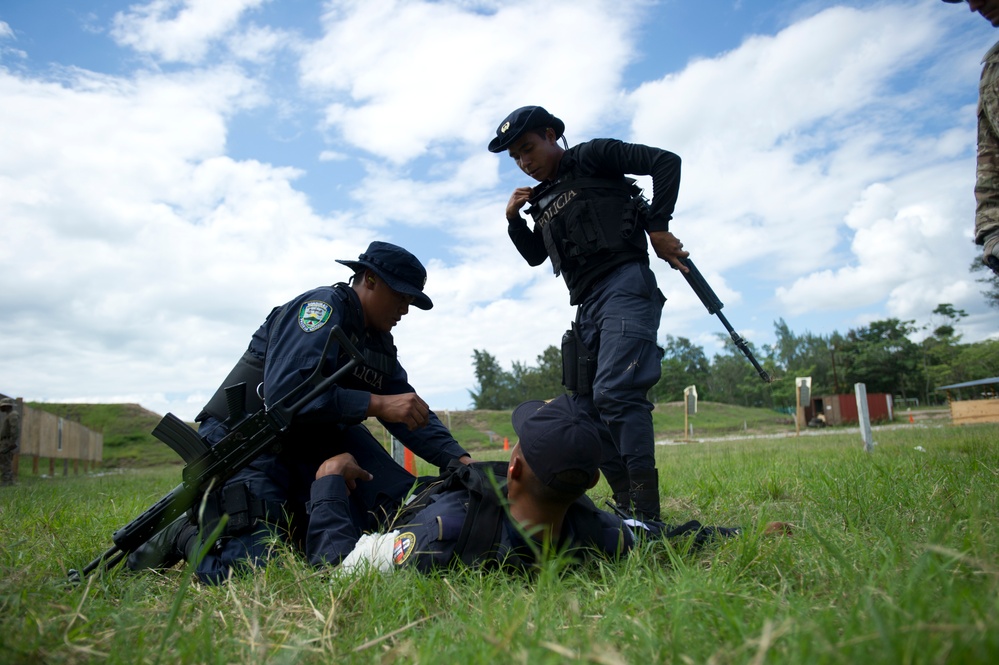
{"left": 0, "top": 0, "right": 996, "bottom": 421}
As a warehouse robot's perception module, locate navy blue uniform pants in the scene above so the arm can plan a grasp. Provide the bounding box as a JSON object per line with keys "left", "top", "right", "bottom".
{"left": 575, "top": 262, "right": 665, "bottom": 487}
{"left": 193, "top": 420, "right": 419, "bottom": 585}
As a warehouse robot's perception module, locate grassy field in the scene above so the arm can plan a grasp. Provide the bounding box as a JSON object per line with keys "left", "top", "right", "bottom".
{"left": 25, "top": 400, "right": 799, "bottom": 468}
{"left": 1, "top": 416, "right": 997, "bottom": 664}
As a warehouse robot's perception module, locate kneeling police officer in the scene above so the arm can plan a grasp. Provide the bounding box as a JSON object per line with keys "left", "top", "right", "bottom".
{"left": 129, "top": 241, "right": 472, "bottom": 583}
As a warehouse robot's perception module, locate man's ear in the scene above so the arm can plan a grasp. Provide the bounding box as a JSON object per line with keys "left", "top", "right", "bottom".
{"left": 586, "top": 470, "right": 600, "bottom": 490}
{"left": 508, "top": 453, "right": 524, "bottom": 481}
{"left": 364, "top": 270, "right": 377, "bottom": 288}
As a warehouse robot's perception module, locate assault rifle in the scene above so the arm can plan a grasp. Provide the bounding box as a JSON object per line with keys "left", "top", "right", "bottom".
{"left": 631, "top": 188, "right": 770, "bottom": 382}
{"left": 678, "top": 257, "right": 772, "bottom": 383}
{"left": 70, "top": 324, "right": 363, "bottom": 581}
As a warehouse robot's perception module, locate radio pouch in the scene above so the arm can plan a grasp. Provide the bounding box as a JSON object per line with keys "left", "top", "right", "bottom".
{"left": 561, "top": 322, "right": 596, "bottom": 396}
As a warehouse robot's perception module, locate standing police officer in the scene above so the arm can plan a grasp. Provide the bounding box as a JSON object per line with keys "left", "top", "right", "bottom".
{"left": 487, "top": 106, "right": 687, "bottom": 521}
{"left": 129, "top": 241, "right": 472, "bottom": 583}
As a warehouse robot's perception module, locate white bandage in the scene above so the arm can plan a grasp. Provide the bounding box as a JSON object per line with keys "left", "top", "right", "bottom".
{"left": 335, "top": 530, "right": 400, "bottom": 576}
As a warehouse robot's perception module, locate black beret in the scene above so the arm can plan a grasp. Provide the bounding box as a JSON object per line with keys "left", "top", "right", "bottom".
{"left": 487, "top": 106, "right": 565, "bottom": 153}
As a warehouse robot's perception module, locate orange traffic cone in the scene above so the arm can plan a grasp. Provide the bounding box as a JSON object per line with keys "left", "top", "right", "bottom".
{"left": 503, "top": 437, "right": 509, "bottom": 451}
{"left": 909, "top": 413, "right": 914, "bottom": 424}
{"left": 404, "top": 447, "right": 416, "bottom": 475}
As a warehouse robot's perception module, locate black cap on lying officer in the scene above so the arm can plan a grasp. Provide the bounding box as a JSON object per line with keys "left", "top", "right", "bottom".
{"left": 505, "top": 394, "right": 603, "bottom": 542}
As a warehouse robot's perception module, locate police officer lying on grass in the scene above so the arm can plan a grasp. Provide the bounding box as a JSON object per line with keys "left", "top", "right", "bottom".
{"left": 305, "top": 394, "right": 764, "bottom": 573}
{"left": 128, "top": 241, "right": 472, "bottom": 584}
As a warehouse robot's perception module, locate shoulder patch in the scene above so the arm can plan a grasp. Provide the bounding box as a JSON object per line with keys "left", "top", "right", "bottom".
{"left": 298, "top": 301, "right": 332, "bottom": 333}
{"left": 393, "top": 531, "right": 417, "bottom": 566}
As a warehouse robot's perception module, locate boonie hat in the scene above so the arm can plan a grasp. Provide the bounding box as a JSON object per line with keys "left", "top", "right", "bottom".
{"left": 0, "top": 397, "right": 14, "bottom": 408}
{"left": 488, "top": 105, "right": 565, "bottom": 153}
{"left": 336, "top": 241, "right": 433, "bottom": 310}
{"left": 512, "top": 394, "right": 601, "bottom": 495}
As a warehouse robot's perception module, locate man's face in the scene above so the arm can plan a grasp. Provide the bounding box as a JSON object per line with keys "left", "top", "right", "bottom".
{"left": 970, "top": 0, "right": 999, "bottom": 26}
{"left": 507, "top": 129, "right": 561, "bottom": 182}
{"left": 365, "top": 273, "right": 414, "bottom": 333}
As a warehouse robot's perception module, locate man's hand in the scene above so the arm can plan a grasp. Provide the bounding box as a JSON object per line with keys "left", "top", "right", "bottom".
{"left": 316, "top": 453, "right": 373, "bottom": 493}
{"left": 648, "top": 230, "right": 690, "bottom": 272}
{"left": 505, "top": 187, "right": 533, "bottom": 221}
{"left": 367, "top": 392, "right": 431, "bottom": 431}
{"left": 457, "top": 455, "right": 474, "bottom": 465}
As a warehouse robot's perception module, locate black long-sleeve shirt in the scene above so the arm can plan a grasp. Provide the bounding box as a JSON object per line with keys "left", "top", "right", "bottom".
{"left": 508, "top": 139, "right": 681, "bottom": 303}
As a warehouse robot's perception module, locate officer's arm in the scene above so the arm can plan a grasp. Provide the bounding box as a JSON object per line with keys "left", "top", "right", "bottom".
{"left": 648, "top": 231, "right": 689, "bottom": 272}
{"left": 305, "top": 473, "right": 361, "bottom": 567}
{"left": 306, "top": 454, "right": 373, "bottom": 567}
{"left": 505, "top": 187, "right": 547, "bottom": 266}
{"left": 376, "top": 363, "right": 471, "bottom": 467}
{"left": 578, "top": 138, "right": 681, "bottom": 233}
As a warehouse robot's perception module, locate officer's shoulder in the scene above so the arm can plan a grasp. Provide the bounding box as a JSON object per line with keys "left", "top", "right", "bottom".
{"left": 290, "top": 284, "right": 348, "bottom": 306}
{"left": 576, "top": 137, "right": 624, "bottom": 150}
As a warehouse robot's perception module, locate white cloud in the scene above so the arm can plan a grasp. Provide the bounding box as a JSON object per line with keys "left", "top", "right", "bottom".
{"left": 300, "top": 0, "right": 638, "bottom": 163}
{"left": 2, "top": 0, "right": 997, "bottom": 423}
{"left": 226, "top": 24, "right": 292, "bottom": 63}
{"left": 0, "top": 64, "right": 374, "bottom": 419}
{"left": 623, "top": 2, "right": 992, "bottom": 341}
{"left": 111, "top": 0, "right": 268, "bottom": 63}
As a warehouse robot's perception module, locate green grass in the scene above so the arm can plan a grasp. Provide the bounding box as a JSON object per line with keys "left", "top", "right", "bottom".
{"left": 25, "top": 399, "right": 793, "bottom": 468}
{"left": 2, "top": 421, "right": 997, "bottom": 663}
{"left": 364, "top": 400, "right": 796, "bottom": 456}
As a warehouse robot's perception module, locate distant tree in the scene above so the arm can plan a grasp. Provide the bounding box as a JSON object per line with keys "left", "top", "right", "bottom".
{"left": 919, "top": 304, "right": 969, "bottom": 403}
{"left": 971, "top": 257, "right": 999, "bottom": 309}
{"left": 511, "top": 345, "right": 565, "bottom": 403}
{"left": 771, "top": 318, "right": 806, "bottom": 371}
{"left": 469, "top": 346, "right": 564, "bottom": 409}
{"left": 707, "top": 335, "right": 773, "bottom": 408}
{"left": 769, "top": 318, "right": 839, "bottom": 396}
{"left": 838, "top": 318, "right": 922, "bottom": 397}
{"left": 650, "top": 335, "right": 709, "bottom": 403}
{"left": 951, "top": 339, "right": 999, "bottom": 383}
{"left": 469, "top": 349, "right": 516, "bottom": 409}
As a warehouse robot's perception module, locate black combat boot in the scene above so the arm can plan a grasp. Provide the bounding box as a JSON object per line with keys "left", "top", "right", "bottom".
{"left": 612, "top": 491, "right": 632, "bottom": 514}
{"left": 126, "top": 516, "right": 199, "bottom": 571}
{"left": 628, "top": 468, "right": 661, "bottom": 522}
{"left": 605, "top": 472, "right": 632, "bottom": 516}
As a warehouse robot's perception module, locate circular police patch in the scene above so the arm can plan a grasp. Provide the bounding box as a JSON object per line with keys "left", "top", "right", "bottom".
{"left": 298, "top": 301, "right": 332, "bottom": 333}
{"left": 393, "top": 531, "right": 416, "bottom": 566}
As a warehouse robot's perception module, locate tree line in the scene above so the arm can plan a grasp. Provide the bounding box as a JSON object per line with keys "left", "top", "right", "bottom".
{"left": 469, "top": 303, "right": 999, "bottom": 412}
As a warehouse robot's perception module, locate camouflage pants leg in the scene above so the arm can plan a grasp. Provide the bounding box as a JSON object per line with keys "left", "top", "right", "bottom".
{"left": 975, "top": 42, "right": 999, "bottom": 245}
{"left": 0, "top": 450, "right": 14, "bottom": 485}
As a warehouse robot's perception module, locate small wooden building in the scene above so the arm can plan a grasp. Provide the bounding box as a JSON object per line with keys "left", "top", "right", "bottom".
{"left": 804, "top": 392, "right": 894, "bottom": 426}
{"left": 936, "top": 377, "right": 999, "bottom": 426}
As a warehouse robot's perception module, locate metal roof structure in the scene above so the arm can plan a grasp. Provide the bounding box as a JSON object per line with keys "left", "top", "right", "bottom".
{"left": 935, "top": 377, "right": 999, "bottom": 391}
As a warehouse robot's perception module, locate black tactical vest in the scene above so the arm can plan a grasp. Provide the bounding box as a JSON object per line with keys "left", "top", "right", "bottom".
{"left": 197, "top": 284, "right": 399, "bottom": 424}
{"left": 526, "top": 173, "right": 649, "bottom": 304}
